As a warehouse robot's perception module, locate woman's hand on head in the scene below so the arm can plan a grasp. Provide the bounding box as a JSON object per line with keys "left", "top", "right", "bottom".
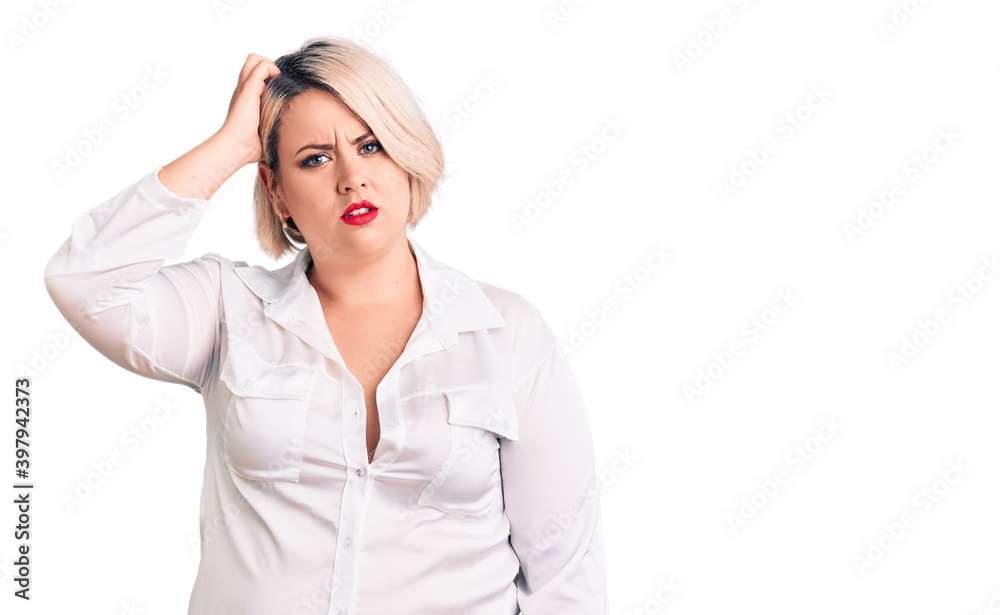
{"left": 218, "top": 53, "right": 281, "bottom": 167}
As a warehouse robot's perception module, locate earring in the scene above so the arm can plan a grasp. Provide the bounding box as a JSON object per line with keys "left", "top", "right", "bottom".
{"left": 282, "top": 216, "right": 299, "bottom": 232}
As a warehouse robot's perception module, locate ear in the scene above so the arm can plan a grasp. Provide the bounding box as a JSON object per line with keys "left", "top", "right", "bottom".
{"left": 258, "top": 161, "right": 288, "bottom": 219}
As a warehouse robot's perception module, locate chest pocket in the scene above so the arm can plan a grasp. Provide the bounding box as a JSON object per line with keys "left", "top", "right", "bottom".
{"left": 417, "top": 382, "right": 519, "bottom": 516}
{"left": 219, "top": 346, "right": 317, "bottom": 482}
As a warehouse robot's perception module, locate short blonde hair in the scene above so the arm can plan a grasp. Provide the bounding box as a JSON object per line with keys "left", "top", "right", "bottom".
{"left": 254, "top": 35, "right": 445, "bottom": 260}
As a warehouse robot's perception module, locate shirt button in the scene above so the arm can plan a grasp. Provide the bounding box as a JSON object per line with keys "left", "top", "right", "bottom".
{"left": 357, "top": 467, "right": 367, "bottom": 478}
{"left": 390, "top": 419, "right": 399, "bottom": 427}
{"left": 240, "top": 379, "right": 251, "bottom": 391}
{"left": 343, "top": 535, "right": 352, "bottom": 548}
{"left": 337, "top": 611, "right": 347, "bottom": 615}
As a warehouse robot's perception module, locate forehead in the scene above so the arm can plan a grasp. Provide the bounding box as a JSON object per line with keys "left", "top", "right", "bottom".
{"left": 279, "top": 89, "right": 368, "bottom": 146}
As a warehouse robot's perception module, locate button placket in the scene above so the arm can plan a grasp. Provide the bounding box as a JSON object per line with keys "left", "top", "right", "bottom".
{"left": 327, "top": 320, "right": 442, "bottom": 613}
{"left": 330, "top": 458, "right": 376, "bottom": 615}
{"left": 332, "top": 366, "right": 380, "bottom": 614}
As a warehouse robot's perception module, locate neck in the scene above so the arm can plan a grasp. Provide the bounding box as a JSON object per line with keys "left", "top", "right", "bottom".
{"left": 306, "top": 238, "right": 420, "bottom": 310}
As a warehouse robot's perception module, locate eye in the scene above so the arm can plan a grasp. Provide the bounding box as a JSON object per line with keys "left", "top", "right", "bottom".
{"left": 302, "top": 153, "right": 329, "bottom": 167}
{"left": 301, "top": 153, "right": 330, "bottom": 168}
{"left": 359, "top": 140, "right": 383, "bottom": 156}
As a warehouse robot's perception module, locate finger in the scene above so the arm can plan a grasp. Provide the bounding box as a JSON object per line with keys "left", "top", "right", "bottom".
{"left": 254, "top": 58, "right": 281, "bottom": 83}
{"left": 238, "top": 53, "right": 267, "bottom": 84}
{"left": 264, "top": 62, "right": 281, "bottom": 83}
{"left": 248, "top": 59, "right": 279, "bottom": 88}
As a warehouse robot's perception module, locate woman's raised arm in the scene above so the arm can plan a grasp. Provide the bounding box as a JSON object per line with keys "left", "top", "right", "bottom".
{"left": 43, "top": 54, "right": 280, "bottom": 394}
{"left": 159, "top": 54, "right": 279, "bottom": 200}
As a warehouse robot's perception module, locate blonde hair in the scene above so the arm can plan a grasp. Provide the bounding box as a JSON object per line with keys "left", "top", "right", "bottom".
{"left": 254, "top": 35, "right": 445, "bottom": 260}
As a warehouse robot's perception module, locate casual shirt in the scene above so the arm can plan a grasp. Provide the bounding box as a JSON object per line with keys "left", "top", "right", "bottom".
{"left": 43, "top": 166, "right": 609, "bottom": 614}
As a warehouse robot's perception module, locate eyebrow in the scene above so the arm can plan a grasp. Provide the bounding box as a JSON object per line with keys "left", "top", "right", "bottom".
{"left": 295, "top": 131, "right": 374, "bottom": 156}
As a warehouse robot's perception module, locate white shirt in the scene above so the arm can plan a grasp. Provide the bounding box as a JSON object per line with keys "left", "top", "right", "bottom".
{"left": 43, "top": 166, "right": 609, "bottom": 615}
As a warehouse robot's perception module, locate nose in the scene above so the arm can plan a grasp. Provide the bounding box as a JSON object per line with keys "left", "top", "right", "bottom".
{"left": 335, "top": 152, "right": 368, "bottom": 195}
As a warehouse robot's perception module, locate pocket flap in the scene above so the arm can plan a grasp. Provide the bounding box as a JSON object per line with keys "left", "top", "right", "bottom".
{"left": 220, "top": 345, "right": 314, "bottom": 399}
{"left": 444, "top": 383, "right": 519, "bottom": 441}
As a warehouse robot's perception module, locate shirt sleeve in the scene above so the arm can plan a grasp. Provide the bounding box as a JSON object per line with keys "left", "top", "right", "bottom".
{"left": 500, "top": 318, "right": 609, "bottom": 614}
{"left": 43, "top": 166, "right": 222, "bottom": 394}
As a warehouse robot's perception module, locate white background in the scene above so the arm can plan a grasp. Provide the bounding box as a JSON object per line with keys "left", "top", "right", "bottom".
{"left": 3, "top": 0, "right": 1000, "bottom": 613}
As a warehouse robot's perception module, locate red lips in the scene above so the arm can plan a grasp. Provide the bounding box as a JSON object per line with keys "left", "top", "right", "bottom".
{"left": 340, "top": 200, "right": 379, "bottom": 226}
{"left": 342, "top": 200, "right": 377, "bottom": 218}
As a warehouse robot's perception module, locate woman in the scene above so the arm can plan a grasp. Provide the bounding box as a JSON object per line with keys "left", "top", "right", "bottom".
{"left": 44, "top": 36, "right": 607, "bottom": 614}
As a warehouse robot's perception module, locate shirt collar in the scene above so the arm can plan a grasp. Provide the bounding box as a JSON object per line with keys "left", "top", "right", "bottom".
{"left": 233, "top": 236, "right": 506, "bottom": 349}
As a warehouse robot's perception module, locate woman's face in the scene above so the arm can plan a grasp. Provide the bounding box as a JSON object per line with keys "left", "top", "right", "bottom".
{"left": 258, "top": 89, "right": 411, "bottom": 261}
